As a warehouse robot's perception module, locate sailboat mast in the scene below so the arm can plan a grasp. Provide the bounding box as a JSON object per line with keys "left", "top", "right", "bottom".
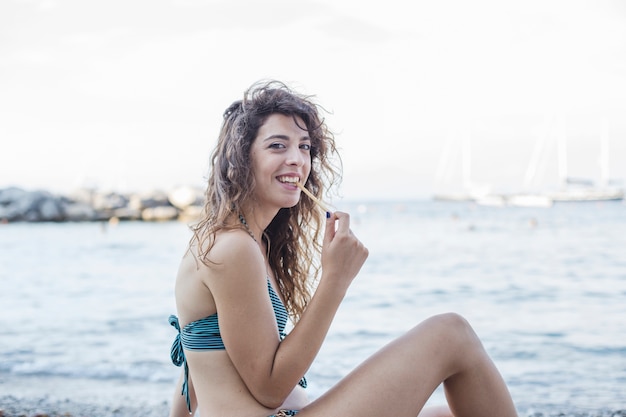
{"left": 557, "top": 117, "right": 568, "bottom": 188}
{"left": 600, "top": 117, "right": 610, "bottom": 188}
{"left": 461, "top": 124, "right": 472, "bottom": 192}
{"left": 523, "top": 116, "right": 551, "bottom": 191}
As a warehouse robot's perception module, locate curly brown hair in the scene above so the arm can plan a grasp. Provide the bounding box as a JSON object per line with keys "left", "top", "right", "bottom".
{"left": 190, "top": 80, "right": 341, "bottom": 320}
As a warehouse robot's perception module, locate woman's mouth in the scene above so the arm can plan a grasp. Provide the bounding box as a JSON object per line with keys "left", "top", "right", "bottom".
{"left": 277, "top": 176, "right": 300, "bottom": 185}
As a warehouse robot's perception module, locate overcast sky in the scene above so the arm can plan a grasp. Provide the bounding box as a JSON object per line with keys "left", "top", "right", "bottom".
{"left": 1, "top": 0, "right": 625, "bottom": 200}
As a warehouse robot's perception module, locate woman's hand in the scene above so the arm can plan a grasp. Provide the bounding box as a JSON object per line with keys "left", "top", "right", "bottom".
{"left": 321, "top": 211, "right": 369, "bottom": 292}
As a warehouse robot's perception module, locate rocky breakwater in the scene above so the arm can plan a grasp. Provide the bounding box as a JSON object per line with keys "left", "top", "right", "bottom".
{"left": 0, "top": 186, "right": 204, "bottom": 223}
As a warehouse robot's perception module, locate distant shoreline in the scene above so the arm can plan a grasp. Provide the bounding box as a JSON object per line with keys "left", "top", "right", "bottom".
{"left": 0, "top": 186, "right": 204, "bottom": 223}
{"left": 0, "top": 186, "right": 433, "bottom": 224}
{"left": 4, "top": 185, "right": 624, "bottom": 224}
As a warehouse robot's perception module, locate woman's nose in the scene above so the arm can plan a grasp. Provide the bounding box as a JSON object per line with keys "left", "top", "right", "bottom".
{"left": 286, "top": 146, "right": 305, "bottom": 166}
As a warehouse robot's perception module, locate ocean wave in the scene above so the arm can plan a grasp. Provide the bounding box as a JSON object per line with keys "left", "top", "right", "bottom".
{"left": 5, "top": 360, "right": 176, "bottom": 384}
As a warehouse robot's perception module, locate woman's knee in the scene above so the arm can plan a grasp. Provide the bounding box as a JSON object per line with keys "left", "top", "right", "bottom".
{"left": 420, "top": 312, "right": 482, "bottom": 351}
{"left": 432, "top": 312, "right": 472, "bottom": 329}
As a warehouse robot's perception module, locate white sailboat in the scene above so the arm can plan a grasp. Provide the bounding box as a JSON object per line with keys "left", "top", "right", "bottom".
{"left": 547, "top": 117, "right": 624, "bottom": 202}
{"left": 507, "top": 115, "right": 556, "bottom": 207}
{"left": 433, "top": 123, "right": 473, "bottom": 201}
{"left": 509, "top": 116, "right": 623, "bottom": 205}
{"left": 433, "top": 122, "right": 500, "bottom": 203}
{"left": 507, "top": 193, "right": 553, "bottom": 208}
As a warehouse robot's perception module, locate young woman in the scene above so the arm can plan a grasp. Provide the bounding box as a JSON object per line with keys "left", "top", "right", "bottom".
{"left": 168, "top": 80, "right": 518, "bottom": 417}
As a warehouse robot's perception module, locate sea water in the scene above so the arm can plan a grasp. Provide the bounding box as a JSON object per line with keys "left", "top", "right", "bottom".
{"left": 1, "top": 200, "right": 625, "bottom": 415}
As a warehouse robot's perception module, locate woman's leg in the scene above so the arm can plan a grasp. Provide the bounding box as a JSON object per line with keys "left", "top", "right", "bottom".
{"left": 418, "top": 405, "right": 454, "bottom": 417}
{"left": 299, "top": 313, "right": 517, "bottom": 417}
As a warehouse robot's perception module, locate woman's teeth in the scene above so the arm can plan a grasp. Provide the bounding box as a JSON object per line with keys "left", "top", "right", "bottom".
{"left": 278, "top": 176, "right": 299, "bottom": 184}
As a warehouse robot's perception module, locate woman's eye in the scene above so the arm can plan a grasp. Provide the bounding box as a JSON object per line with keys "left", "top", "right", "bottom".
{"left": 300, "top": 144, "right": 311, "bottom": 151}
{"left": 269, "top": 143, "right": 286, "bottom": 149}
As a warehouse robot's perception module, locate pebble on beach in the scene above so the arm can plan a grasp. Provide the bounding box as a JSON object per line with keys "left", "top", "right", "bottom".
{"left": 0, "top": 395, "right": 171, "bottom": 417}
{"left": 0, "top": 397, "right": 624, "bottom": 417}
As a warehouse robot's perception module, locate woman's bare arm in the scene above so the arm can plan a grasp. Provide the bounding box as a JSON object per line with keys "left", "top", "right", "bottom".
{"left": 208, "top": 212, "right": 368, "bottom": 408}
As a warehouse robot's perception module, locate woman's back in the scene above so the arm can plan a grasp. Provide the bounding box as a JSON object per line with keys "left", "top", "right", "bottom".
{"left": 172, "top": 229, "right": 310, "bottom": 417}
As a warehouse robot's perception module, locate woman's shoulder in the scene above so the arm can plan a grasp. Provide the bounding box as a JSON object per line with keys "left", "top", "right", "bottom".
{"left": 202, "top": 229, "right": 268, "bottom": 300}
{"left": 209, "top": 228, "right": 264, "bottom": 267}
{"left": 176, "top": 229, "right": 265, "bottom": 315}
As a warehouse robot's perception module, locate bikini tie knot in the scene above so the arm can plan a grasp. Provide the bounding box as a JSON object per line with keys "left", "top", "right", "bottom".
{"left": 169, "top": 315, "right": 186, "bottom": 366}
{"left": 169, "top": 314, "right": 191, "bottom": 413}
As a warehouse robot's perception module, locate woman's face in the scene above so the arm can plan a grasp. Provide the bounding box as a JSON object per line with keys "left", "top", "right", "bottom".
{"left": 249, "top": 113, "right": 312, "bottom": 211}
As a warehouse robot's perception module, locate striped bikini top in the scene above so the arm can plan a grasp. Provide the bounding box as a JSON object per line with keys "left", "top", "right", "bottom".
{"left": 169, "top": 279, "right": 306, "bottom": 412}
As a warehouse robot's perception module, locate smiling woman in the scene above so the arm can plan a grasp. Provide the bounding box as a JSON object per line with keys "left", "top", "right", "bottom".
{"left": 250, "top": 113, "right": 313, "bottom": 211}
{"left": 167, "top": 80, "right": 519, "bottom": 417}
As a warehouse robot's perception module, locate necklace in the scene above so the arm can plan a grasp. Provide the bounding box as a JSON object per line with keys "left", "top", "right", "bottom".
{"left": 238, "top": 214, "right": 257, "bottom": 242}
{"left": 239, "top": 213, "right": 273, "bottom": 281}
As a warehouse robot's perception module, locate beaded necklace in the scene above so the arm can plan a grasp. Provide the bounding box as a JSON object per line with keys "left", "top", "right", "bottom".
{"left": 238, "top": 214, "right": 257, "bottom": 242}
{"left": 239, "top": 213, "right": 273, "bottom": 278}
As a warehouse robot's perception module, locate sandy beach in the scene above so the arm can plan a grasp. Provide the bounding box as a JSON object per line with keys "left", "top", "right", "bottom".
{"left": 1, "top": 376, "right": 624, "bottom": 417}
{"left": 1, "top": 392, "right": 624, "bottom": 417}
{"left": 0, "top": 395, "right": 166, "bottom": 417}
{"left": 0, "top": 375, "right": 171, "bottom": 417}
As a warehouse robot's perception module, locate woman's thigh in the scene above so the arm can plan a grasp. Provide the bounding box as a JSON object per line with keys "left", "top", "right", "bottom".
{"left": 297, "top": 313, "right": 470, "bottom": 417}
